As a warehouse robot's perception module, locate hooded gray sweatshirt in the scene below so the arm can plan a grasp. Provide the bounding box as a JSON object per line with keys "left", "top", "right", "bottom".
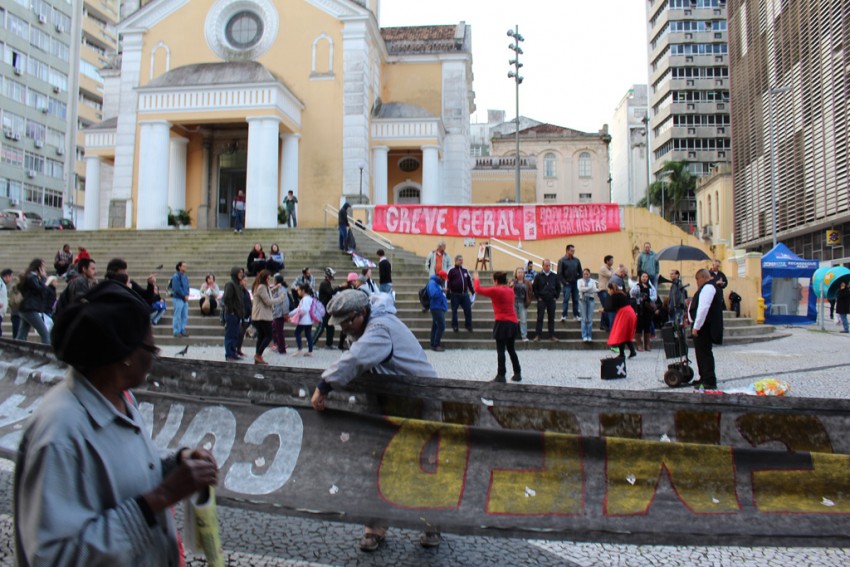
{"left": 320, "top": 292, "right": 436, "bottom": 391}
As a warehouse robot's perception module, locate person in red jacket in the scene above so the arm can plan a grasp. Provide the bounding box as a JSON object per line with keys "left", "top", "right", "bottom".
{"left": 473, "top": 270, "right": 522, "bottom": 383}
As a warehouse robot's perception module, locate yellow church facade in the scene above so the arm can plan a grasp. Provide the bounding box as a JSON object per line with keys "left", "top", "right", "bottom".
{"left": 82, "top": 0, "right": 474, "bottom": 229}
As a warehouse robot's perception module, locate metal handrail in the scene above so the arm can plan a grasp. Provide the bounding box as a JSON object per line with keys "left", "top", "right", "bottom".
{"left": 487, "top": 240, "right": 539, "bottom": 273}
{"left": 489, "top": 237, "right": 544, "bottom": 271}
{"left": 323, "top": 204, "right": 395, "bottom": 250}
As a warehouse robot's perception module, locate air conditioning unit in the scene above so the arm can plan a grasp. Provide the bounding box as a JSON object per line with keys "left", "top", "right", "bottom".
{"left": 56, "top": 23, "right": 65, "bottom": 33}
{"left": 38, "top": 14, "right": 47, "bottom": 24}
{"left": 14, "top": 67, "right": 23, "bottom": 76}
{"left": 41, "top": 106, "right": 49, "bottom": 113}
{"left": 3, "top": 130, "right": 13, "bottom": 140}
{"left": 35, "top": 140, "right": 44, "bottom": 148}
{"left": 52, "top": 86, "right": 60, "bottom": 93}
{"left": 27, "top": 170, "right": 36, "bottom": 179}
{"left": 702, "top": 225, "right": 713, "bottom": 237}
{"left": 56, "top": 146, "right": 64, "bottom": 156}
{"left": 11, "top": 132, "right": 21, "bottom": 142}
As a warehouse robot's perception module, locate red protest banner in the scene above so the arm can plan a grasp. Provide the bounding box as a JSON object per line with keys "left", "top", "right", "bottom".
{"left": 372, "top": 204, "right": 621, "bottom": 240}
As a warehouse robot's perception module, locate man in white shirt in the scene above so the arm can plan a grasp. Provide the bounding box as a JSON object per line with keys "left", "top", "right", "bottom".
{"left": 688, "top": 268, "right": 725, "bottom": 390}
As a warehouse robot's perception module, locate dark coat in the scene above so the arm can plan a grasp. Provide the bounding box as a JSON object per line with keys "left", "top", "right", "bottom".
{"left": 557, "top": 255, "right": 582, "bottom": 286}
{"left": 836, "top": 287, "right": 850, "bottom": 315}
{"left": 532, "top": 270, "right": 561, "bottom": 300}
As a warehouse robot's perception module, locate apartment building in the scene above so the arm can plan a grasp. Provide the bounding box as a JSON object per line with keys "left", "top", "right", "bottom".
{"left": 609, "top": 85, "right": 649, "bottom": 206}
{"left": 645, "top": 0, "right": 731, "bottom": 222}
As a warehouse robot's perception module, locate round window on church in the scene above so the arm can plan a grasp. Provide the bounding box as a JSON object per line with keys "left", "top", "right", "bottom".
{"left": 225, "top": 11, "right": 264, "bottom": 50}
{"left": 398, "top": 157, "right": 421, "bottom": 173}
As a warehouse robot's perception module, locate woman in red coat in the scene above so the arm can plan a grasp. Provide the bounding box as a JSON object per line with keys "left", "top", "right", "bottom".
{"left": 605, "top": 282, "right": 637, "bottom": 358}
{"left": 474, "top": 271, "right": 522, "bottom": 383}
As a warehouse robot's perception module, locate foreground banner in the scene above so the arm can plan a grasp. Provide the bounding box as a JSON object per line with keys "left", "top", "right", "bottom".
{"left": 1, "top": 340, "right": 849, "bottom": 547}
{"left": 372, "top": 204, "right": 621, "bottom": 240}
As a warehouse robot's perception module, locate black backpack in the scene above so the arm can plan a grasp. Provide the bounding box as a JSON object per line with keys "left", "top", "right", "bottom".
{"left": 418, "top": 286, "right": 430, "bottom": 311}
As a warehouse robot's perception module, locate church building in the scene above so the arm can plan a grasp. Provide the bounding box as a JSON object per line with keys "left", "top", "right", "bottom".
{"left": 83, "top": 0, "right": 474, "bottom": 229}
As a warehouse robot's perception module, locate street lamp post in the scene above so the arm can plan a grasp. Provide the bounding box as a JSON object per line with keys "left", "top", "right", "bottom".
{"left": 768, "top": 85, "right": 791, "bottom": 249}
{"left": 642, "top": 113, "right": 651, "bottom": 210}
{"left": 659, "top": 169, "right": 672, "bottom": 221}
{"left": 507, "top": 26, "right": 524, "bottom": 204}
{"left": 358, "top": 162, "right": 365, "bottom": 202}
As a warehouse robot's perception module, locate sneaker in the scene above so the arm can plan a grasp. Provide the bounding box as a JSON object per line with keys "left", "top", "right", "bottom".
{"left": 225, "top": 356, "right": 239, "bottom": 362}
{"left": 574, "top": 315, "right": 581, "bottom": 321}
{"left": 559, "top": 316, "right": 567, "bottom": 322}
{"left": 324, "top": 345, "right": 336, "bottom": 350}
{"left": 304, "top": 352, "right": 313, "bottom": 357}
{"left": 522, "top": 337, "right": 530, "bottom": 342}
{"left": 492, "top": 374, "right": 507, "bottom": 383}
{"left": 610, "top": 347, "right": 620, "bottom": 353}
{"left": 466, "top": 327, "right": 473, "bottom": 332}
{"left": 359, "top": 533, "right": 384, "bottom": 552}
{"left": 291, "top": 350, "right": 303, "bottom": 357}
{"left": 510, "top": 373, "right": 522, "bottom": 382}
{"left": 452, "top": 328, "right": 459, "bottom": 333}
{"left": 550, "top": 336, "right": 560, "bottom": 342}
{"left": 532, "top": 336, "right": 541, "bottom": 342}
{"left": 419, "top": 532, "right": 441, "bottom": 548}
{"left": 432, "top": 345, "right": 445, "bottom": 352}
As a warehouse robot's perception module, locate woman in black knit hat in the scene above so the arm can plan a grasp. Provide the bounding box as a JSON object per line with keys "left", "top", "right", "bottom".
{"left": 14, "top": 281, "right": 218, "bottom": 565}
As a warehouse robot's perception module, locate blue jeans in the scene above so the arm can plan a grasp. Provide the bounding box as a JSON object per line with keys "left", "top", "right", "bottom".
{"left": 287, "top": 209, "right": 297, "bottom": 227}
{"left": 840, "top": 313, "right": 849, "bottom": 333}
{"left": 580, "top": 298, "right": 595, "bottom": 340}
{"left": 234, "top": 210, "right": 245, "bottom": 231}
{"left": 172, "top": 297, "right": 188, "bottom": 336}
{"left": 294, "top": 324, "right": 314, "bottom": 352}
{"left": 450, "top": 293, "right": 472, "bottom": 331}
{"left": 225, "top": 313, "right": 240, "bottom": 358}
{"left": 670, "top": 307, "right": 685, "bottom": 329}
{"left": 562, "top": 282, "right": 579, "bottom": 318}
{"left": 379, "top": 283, "right": 393, "bottom": 293}
{"left": 515, "top": 301, "right": 528, "bottom": 339}
{"left": 338, "top": 226, "right": 348, "bottom": 250}
{"left": 430, "top": 309, "right": 446, "bottom": 347}
{"left": 16, "top": 311, "right": 51, "bottom": 344}
{"left": 648, "top": 274, "right": 658, "bottom": 289}
{"left": 150, "top": 304, "right": 166, "bottom": 325}
{"left": 11, "top": 313, "right": 21, "bottom": 339}
{"left": 597, "top": 290, "right": 612, "bottom": 330}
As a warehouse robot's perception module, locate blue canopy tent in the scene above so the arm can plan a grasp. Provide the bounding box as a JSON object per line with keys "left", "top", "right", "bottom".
{"left": 761, "top": 243, "right": 818, "bottom": 324}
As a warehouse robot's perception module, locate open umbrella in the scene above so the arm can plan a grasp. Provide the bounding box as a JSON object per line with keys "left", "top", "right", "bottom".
{"left": 656, "top": 244, "right": 711, "bottom": 262}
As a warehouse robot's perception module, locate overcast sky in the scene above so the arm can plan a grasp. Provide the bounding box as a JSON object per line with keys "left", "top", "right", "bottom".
{"left": 379, "top": 0, "right": 649, "bottom": 133}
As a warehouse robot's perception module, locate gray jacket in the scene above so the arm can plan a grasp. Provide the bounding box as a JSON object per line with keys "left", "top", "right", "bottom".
{"left": 321, "top": 293, "right": 437, "bottom": 390}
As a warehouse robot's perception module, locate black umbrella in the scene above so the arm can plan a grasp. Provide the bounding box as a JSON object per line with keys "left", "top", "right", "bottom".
{"left": 656, "top": 244, "right": 711, "bottom": 262}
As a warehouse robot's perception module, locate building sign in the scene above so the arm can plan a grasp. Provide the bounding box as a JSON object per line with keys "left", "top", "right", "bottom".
{"left": 826, "top": 230, "right": 840, "bottom": 247}
{"left": 372, "top": 204, "right": 621, "bottom": 241}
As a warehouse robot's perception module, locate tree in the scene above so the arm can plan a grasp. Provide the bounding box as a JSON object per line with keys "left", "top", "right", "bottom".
{"left": 646, "top": 161, "right": 695, "bottom": 223}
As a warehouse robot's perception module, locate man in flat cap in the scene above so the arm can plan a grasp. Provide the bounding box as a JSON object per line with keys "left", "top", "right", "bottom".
{"left": 311, "top": 289, "right": 440, "bottom": 552}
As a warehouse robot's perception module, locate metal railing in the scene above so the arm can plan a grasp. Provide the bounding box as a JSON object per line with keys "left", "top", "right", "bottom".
{"left": 323, "top": 204, "right": 395, "bottom": 250}
{"left": 488, "top": 238, "right": 544, "bottom": 273}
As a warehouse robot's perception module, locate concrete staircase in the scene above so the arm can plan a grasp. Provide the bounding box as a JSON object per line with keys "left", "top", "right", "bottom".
{"left": 0, "top": 228, "right": 787, "bottom": 349}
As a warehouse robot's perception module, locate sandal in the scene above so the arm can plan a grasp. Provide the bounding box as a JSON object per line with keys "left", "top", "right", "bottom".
{"left": 359, "top": 533, "right": 384, "bottom": 552}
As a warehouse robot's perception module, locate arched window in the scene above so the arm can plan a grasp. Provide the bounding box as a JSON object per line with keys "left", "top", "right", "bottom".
{"left": 396, "top": 186, "right": 420, "bottom": 204}
{"left": 707, "top": 194, "right": 712, "bottom": 224}
{"left": 311, "top": 33, "right": 334, "bottom": 77}
{"left": 149, "top": 41, "right": 171, "bottom": 80}
{"left": 543, "top": 152, "right": 556, "bottom": 178}
{"left": 578, "top": 152, "right": 591, "bottom": 178}
{"left": 715, "top": 191, "right": 719, "bottom": 222}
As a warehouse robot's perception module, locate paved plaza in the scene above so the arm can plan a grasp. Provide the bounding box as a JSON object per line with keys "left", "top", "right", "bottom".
{"left": 2, "top": 325, "right": 849, "bottom": 565}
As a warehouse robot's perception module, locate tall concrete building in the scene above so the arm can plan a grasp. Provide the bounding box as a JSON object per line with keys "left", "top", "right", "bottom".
{"left": 0, "top": 0, "right": 118, "bottom": 225}
{"left": 1, "top": 0, "right": 74, "bottom": 222}
{"left": 72, "top": 0, "right": 120, "bottom": 225}
{"left": 728, "top": 0, "right": 850, "bottom": 261}
{"left": 610, "top": 85, "right": 649, "bottom": 205}
{"left": 645, "top": 0, "right": 731, "bottom": 221}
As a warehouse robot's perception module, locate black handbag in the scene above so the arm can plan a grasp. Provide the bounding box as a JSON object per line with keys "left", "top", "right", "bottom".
{"left": 601, "top": 355, "right": 627, "bottom": 380}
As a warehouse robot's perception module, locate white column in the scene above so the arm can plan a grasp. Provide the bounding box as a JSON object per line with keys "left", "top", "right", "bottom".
{"left": 246, "top": 116, "right": 281, "bottom": 228}
{"left": 167, "top": 136, "right": 189, "bottom": 212}
{"left": 280, "top": 133, "right": 300, "bottom": 212}
{"left": 137, "top": 120, "right": 171, "bottom": 229}
{"left": 372, "top": 145, "right": 389, "bottom": 205}
{"left": 421, "top": 145, "right": 440, "bottom": 204}
{"left": 83, "top": 156, "right": 101, "bottom": 230}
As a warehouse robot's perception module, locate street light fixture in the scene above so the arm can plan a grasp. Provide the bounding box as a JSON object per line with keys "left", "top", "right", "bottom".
{"left": 507, "top": 26, "right": 524, "bottom": 204}
{"left": 358, "top": 161, "right": 365, "bottom": 202}
{"left": 768, "top": 85, "right": 791, "bottom": 249}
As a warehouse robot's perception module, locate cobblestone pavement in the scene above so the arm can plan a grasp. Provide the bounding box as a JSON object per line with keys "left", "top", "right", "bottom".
{"left": 4, "top": 326, "right": 850, "bottom": 565}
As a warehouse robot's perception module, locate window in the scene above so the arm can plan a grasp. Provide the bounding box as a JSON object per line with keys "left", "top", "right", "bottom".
{"left": 543, "top": 152, "right": 557, "bottom": 178}
{"left": 0, "top": 178, "right": 23, "bottom": 201}
{"left": 4, "top": 78, "right": 25, "bottom": 103}
{"left": 26, "top": 88, "right": 48, "bottom": 111}
{"left": 398, "top": 157, "right": 420, "bottom": 172}
{"left": 25, "top": 152, "right": 45, "bottom": 174}
{"left": 52, "top": 7, "right": 71, "bottom": 31}
{"left": 48, "top": 68, "right": 67, "bottom": 91}
{"left": 44, "top": 188, "right": 63, "bottom": 209}
{"left": 47, "top": 127, "right": 63, "bottom": 147}
{"left": 48, "top": 97, "right": 66, "bottom": 119}
{"left": 80, "top": 59, "right": 102, "bottom": 82}
{"left": 28, "top": 56, "right": 49, "bottom": 82}
{"left": 26, "top": 119, "right": 45, "bottom": 141}
{"left": 1, "top": 145, "right": 24, "bottom": 167}
{"left": 32, "top": 0, "right": 51, "bottom": 18}
{"left": 2, "top": 111, "right": 25, "bottom": 135}
{"left": 30, "top": 27, "right": 51, "bottom": 52}
{"left": 4, "top": 47, "right": 26, "bottom": 72}
{"left": 578, "top": 152, "right": 592, "bottom": 178}
{"left": 7, "top": 13, "right": 28, "bottom": 41}
{"left": 50, "top": 37, "right": 69, "bottom": 62}
{"left": 399, "top": 187, "right": 419, "bottom": 199}
{"left": 225, "top": 11, "right": 263, "bottom": 49}
{"left": 46, "top": 158, "right": 63, "bottom": 178}
{"left": 579, "top": 193, "right": 592, "bottom": 203}
{"left": 707, "top": 194, "right": 712, "bottom": 223}
{"left": 543, "top": 193, "right": 557, "bottom": 203}
{"left": 24, "top": 183, "right": 42, "bottom": 205}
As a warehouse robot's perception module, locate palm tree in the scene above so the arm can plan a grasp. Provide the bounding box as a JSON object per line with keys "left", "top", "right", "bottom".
{"left": 646, "top": 161, "right": 695, "bottom": 223}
